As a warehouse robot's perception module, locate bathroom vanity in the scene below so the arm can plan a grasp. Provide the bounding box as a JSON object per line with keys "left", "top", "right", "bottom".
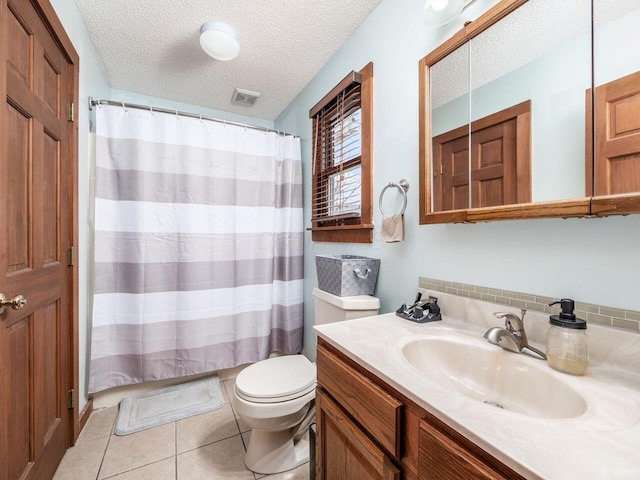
{"left": 316, "top": 340, "right": 523, "bottom": 479}
{"left": 314, "top": 291, "right": 640, "bottom": 479}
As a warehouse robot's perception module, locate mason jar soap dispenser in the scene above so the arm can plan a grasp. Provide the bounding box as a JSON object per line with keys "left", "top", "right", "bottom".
{"left": 546, "top": 299, "right": 588, "bottom": 375}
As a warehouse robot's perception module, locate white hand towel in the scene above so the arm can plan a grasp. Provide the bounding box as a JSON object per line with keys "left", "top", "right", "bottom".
{"left": 381, "top": 214, "right": 404, "bottom": 242}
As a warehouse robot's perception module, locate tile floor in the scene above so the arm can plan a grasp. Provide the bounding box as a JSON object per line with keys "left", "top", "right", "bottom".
{"left": 53, "top": 378, "right": 310, "bottom": 480}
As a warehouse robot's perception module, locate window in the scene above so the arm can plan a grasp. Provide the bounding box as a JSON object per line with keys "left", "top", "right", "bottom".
{"left": 309, "top": 63, "right": 373, "bottom": 243}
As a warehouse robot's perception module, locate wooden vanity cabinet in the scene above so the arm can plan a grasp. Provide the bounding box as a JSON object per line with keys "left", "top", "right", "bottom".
{"left": 418, "top": 417, "right": 522, "bottom": 480}
{"left": 315, "top": 339, "right": 525, "bottom": 480}
{"left": 316, "top": 390, "right": 401, "bottom": 479}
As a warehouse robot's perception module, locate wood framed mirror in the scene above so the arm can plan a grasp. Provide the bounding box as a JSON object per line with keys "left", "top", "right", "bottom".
{"left": 419, "top": 0, "right": 597, "bottom": 224}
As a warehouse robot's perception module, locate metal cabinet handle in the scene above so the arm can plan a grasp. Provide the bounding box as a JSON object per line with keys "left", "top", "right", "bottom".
{"left": 0, "top": 293, "right": 27, "bottom": 313}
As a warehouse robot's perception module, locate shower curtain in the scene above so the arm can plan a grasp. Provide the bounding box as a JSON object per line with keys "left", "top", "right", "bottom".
{"left": 88, "top": 105, "right": 303, "bottom": 393}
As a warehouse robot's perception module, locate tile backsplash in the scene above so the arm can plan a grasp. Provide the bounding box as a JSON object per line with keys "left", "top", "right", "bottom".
{"left": 419, "top": 277, "right": 640, "bottom": 334}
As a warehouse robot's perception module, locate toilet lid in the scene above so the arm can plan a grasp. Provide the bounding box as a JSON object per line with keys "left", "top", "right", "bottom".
{"left": 235, "top": 355, "right": 316, "bottom": 403}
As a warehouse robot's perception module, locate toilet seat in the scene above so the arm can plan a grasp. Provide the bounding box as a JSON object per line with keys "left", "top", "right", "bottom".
{"left": 235, "top": 355, "right": 316, "bottom": 403}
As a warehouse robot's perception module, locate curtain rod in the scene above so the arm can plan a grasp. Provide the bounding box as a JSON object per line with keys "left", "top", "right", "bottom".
{"left": 88, "top": 97, "right": 297, "bottom": 138}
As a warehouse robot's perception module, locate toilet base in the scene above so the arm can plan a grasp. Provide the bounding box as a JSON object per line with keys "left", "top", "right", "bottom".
{"left": 245, "top": 428, "right": 310, "bottom": 475}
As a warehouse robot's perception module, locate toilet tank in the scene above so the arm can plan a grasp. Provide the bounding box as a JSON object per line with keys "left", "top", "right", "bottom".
{"left": 312, "top": 287, "right": 380, "bottom": 325}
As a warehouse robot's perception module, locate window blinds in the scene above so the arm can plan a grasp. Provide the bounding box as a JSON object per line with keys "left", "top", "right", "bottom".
{"left": 311, "top": 79, "right": 363, "bottom": 224}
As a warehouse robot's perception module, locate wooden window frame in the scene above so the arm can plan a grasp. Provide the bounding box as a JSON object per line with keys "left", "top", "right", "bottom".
{"left": 309, "top": 62, "right": 374, "bottom": 243}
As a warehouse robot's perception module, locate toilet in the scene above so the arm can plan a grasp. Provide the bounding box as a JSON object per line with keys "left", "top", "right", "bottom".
{"left": 232, "top": 287, "right": 380, "bottom": 474}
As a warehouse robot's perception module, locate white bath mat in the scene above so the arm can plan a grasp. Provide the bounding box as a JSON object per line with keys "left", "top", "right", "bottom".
{"left": 115, "top": 375, "right": 224, "bottom": 435}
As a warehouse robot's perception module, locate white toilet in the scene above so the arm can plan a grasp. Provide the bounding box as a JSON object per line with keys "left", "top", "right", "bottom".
{"left": 232, "top": 287, "right": 380, "bottom": 475}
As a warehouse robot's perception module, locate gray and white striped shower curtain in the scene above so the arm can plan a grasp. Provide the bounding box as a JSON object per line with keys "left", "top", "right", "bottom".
{"left": 88, "top": 105, "right": 303, "bottom": 393}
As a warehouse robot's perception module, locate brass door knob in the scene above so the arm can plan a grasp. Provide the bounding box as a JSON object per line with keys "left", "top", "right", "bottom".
{"left": 0, "top": 293, "right": 27, "bottom": 313}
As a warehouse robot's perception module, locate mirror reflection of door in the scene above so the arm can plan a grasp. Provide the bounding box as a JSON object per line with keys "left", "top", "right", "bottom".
{"left": 590, "top": 1, "right": 640, "bottom": 198}
{"left": 432, "top": 125, "right": 469, "bottom": 211}
{"left": 432, "top": 101, "right": 531, "bottom": 211}
{"left": 589, "top": 71, "right": 640, "bottom": 196}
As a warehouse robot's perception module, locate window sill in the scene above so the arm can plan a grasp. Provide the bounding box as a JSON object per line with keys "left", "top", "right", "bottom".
{"left": 308, "top": 224, "right": 374, "bottom": 243}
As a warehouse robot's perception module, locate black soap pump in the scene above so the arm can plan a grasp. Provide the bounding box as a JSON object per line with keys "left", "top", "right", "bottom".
{"left": 546, "top": 299, "right": 588, "bottom": 375}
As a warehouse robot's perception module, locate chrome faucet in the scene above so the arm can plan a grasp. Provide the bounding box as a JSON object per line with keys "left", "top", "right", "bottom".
{"left": 483, "top": 309, "right": 546, "bottom": 360}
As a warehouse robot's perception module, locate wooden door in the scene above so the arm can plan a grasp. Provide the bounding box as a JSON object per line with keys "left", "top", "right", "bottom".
{"left": 432, "top": 101, "right": 531, "bottom": 212}
{"left": 432, "top": 124, "right": 470, "bottom": 212}
{"left": 316, "top": 389, "right": 400, "bottom": 480}
{"left": 470, "top": 118, "right": 517, "bottom": 208}
{"left": 1, "top": 0, "right": 78, "bottom": 478}
{"left": 470, "top": 101, "right": 531, "bottom": 209}
{"left": 590, "top": 70, "right": 640, "bottom": 196}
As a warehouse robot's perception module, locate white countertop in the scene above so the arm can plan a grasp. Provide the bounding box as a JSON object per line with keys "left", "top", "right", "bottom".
{"left": 313, "top": 291, "right": 640, "bottom": 480}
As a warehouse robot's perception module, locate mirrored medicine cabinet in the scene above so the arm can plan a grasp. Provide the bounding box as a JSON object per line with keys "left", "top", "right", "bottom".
{"left": 419, "top": 0, "right": 640, "bottom": 224}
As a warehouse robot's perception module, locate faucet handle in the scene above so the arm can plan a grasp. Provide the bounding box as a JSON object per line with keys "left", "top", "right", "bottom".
{"left": 493, "top": 311, "right": 525, "bottom": 333}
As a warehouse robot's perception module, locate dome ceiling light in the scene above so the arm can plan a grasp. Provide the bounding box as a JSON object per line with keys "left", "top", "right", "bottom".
{"left": 200, "top": 22, "right": 240, "bottom": 61}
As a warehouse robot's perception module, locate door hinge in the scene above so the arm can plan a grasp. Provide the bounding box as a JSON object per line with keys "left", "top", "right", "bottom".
{"left": 67, "top": 246, "right": 75, "bottom": 266}
{"left": 440, "top": 164, "right": 443, "bottom": 175}
{"left": 68, "top": 389, "right": 74, "bottom": 410}
{"left": 68, "top": 102, "right": 75, "bottom": 122}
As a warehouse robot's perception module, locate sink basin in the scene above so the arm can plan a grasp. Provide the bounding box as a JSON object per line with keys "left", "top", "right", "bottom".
{"left": 402, "top": 336, "right": 587, "bottom": 419}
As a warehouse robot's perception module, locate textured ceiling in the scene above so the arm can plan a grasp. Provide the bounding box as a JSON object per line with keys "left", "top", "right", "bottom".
{"left": 431, "top": 0, "right": 637, "bottom": 109}
{"left": 431, "top": 0, "right": 591, "bottom": 108}
{"left": 74, "top": 0, "right": 382, "bottom": 121}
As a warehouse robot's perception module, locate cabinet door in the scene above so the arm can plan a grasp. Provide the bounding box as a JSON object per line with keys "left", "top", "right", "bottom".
{"left": 418, "top": 420, "right": 519, "bottom": 480}
{"left": 316, "top": 389, "right": 400, "bottom": 480}
{"left": 316, "top": 345, "right": 402, "bottom": 458}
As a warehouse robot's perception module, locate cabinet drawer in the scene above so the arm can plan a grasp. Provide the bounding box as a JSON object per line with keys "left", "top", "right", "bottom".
{"left": 316, "top": 389, "right": 400, "bottom": 480}
{"left": 316, "top": 345, "right": 403, "bottom": 458}
{"left": 418, "top": 419, "right": 524, "bottom": 480}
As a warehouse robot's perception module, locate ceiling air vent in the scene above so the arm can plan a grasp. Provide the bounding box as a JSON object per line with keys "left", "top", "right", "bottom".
{"left": 231, "top": 88, "right": 261, "bottom": 107}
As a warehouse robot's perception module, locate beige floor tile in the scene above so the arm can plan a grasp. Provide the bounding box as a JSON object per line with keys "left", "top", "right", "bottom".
{"left": 234, "top": 408, "right": 251, "bottom": 433}
{"left": 227, "top": 404, "right": 251, "bottom": 435}
{"left": 224, "top": 379, "right": 251, "bottom": 433}
{"left": 53, "top": 435, "right": 109, "bottom": 480}
{"left": 217, "top": 378, "right": 231, "bottom": 404}
{"left": 79, "top": 407, "right": 118, "bottom": 443}
{"left": 219, "top": 363, "right": 249, "bottom": 381}
{"left": 222, "top": 379, "right": 236, "bottom": 404}
{"left": 241, "top": 432, "right": 250, "bottom": 452}
{"left": 102, "top": 457, "right": 175, "bottom": 480}
{"left": 177, "top": 435, "right": 254, "bottom": 480}
{"left": 256, "top": 462, "right": 310, "bottom": 480}
{"left": 176, "top": 404, "right": 240, "bottom": 453}
{"left": 98, "top": 423, "right": 175, "bottom": 479}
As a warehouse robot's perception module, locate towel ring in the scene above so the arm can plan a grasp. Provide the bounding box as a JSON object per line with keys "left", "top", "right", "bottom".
{"left": 379, "top": 179, "right": 409, "bottom": 216}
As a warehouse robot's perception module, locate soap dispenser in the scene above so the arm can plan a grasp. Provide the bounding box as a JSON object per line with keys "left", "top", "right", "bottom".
{"left": 546, "top": 299, "right": 588, "bottom": 375}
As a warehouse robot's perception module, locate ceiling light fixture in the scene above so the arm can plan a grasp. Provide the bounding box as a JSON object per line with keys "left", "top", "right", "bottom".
{"left": 422, "top": 0, "right": 477, "bottom": 27}
{"left": 200, "top": 22, "right": 240, "bottom": 61}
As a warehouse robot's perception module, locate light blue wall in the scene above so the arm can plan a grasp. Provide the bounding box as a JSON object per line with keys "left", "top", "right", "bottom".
{"left": 275, "top": 0, "right": 640, "bottom": 360}
{"left": 595, "top": 6, "right": 640, "bottom": 85}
